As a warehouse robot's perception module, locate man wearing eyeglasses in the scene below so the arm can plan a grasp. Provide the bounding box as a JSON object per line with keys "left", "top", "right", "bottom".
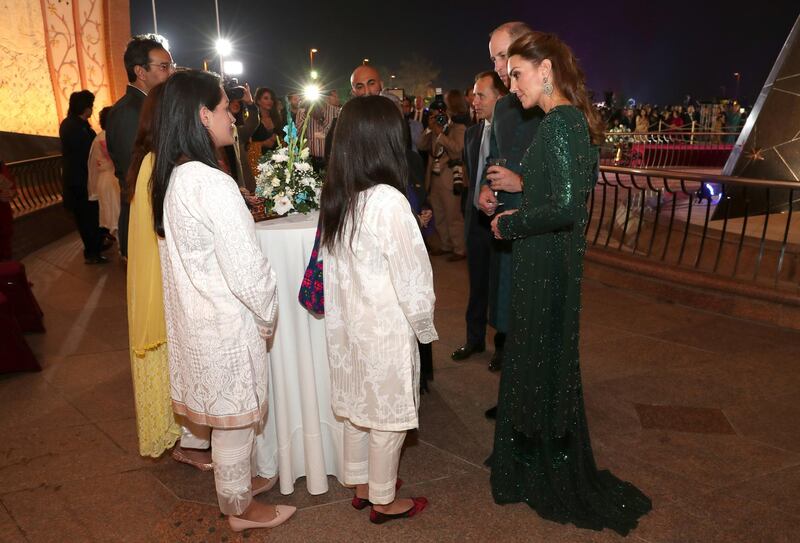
{"left": 106, "top": 34, "right": 174, "bottom": 261}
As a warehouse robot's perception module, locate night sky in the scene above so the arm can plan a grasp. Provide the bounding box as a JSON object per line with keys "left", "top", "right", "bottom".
{"left": 130, "top": 0, "right": 799, "bottom": 106}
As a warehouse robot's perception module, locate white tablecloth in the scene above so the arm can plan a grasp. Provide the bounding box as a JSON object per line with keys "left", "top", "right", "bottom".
{"left": 252, "top": 211, "right": 343, "bottom": 495}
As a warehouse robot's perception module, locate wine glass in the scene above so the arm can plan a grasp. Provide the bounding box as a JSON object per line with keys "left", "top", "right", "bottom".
{"left": 486, "top": 157, "right": 508, "bottom": 211}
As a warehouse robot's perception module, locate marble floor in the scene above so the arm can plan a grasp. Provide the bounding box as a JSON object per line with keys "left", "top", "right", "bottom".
{"left": 2, "top": 232, "right": 800, "bottom": 542}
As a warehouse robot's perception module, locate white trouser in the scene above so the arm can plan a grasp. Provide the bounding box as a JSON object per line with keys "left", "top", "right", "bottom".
{"left": 179, "top": 421, "right": 255, "bottom": 516}
{"left": 342, "top": 419, "right": 406, "bottom": 505}
{"left": 212, "top": 425, "right": 255, "bottom": 516}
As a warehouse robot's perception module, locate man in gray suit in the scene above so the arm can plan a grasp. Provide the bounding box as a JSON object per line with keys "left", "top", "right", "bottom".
{"left": 477, "top": 22, "right": 543, "bottom": 418}
{"left": 106, "top": 34, "right": 174, "bottom": 259}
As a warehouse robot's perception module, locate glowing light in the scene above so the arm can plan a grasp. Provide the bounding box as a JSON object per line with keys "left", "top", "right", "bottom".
{"left": 304, "top": 84, "right": 321, "bottom": 102}
{"left": 310, "top": 70, "right": 319, "bottom": 80}
{"left": 311, "top": 48, "right": 318, "bottom": 53}
{"left": 215, "top": 38, "right": 233, "bottom": 56}
{"left": 223, "top": 60, "right": 243, "bottom": 75}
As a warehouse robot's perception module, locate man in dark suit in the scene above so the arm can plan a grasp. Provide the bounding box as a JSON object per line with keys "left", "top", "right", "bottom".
{"left": 60, "top": 90, "right": 105, "bottom": 264}
{"left": 452, "top": 71, "right": 508, "bottom": 363}
{"left": 477, "top": 22, "right": 544, "bottom": 418}
{"left": 106, "top": 34, "right": 174, "bottom": 259}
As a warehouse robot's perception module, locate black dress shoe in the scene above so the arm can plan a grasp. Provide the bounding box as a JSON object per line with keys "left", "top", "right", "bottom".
{"left": 488, "top": 350, "right": 503, "bottom": 372}
{"left": 451, "top": 343, "right": 485, "bottom": 361}
{"left": 84, "top": 255, "right": 109, "bottom": 265}
{"left": 484, "top": 406, "right": 497, "bottom": 419}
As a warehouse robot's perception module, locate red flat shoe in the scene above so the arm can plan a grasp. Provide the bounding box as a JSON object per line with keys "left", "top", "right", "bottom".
{"left": 369, "top": 497, "right": 428, "bottom": 524}
{"left": 351, "top": 479, "right": 404, "bottom": 510}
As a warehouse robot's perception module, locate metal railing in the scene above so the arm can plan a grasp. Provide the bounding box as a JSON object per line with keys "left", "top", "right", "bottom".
{"left": 589, "top": 165, "right": 800, "bottom": 291}
{"left": 601, "top": 131, "right": 740, "bottom": 169}
{"left": 6, "top": 155, "right": 63, "bottom": 217}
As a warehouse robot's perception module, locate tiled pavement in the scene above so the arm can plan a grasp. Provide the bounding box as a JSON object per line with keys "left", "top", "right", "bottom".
{"left": 1, "top": 232, "right": 799, "bottom": 542}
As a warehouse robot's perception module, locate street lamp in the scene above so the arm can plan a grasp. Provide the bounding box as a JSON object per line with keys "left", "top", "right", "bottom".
{"left": 390, "top": 74, "right": 396, "bottom": 86}
{"left": 733, "top": 72, "right": 741, "bottom": 102}
{"left": 363, "top": 58, "right": 369, "bottom": 65}
{"left": 304, "top": 84, "right": 321, "bottom": 102}
{"left": 216, "top": 39, "right": 233, "bottom": 56}
{"left": 215, "top": 38, "right": 232, "bottom": 78}
{"left": 310, "top": 48, "right": 318, "bottom": 69}
{"left": 223, "top": 60, "right": 243, "bottom": 76}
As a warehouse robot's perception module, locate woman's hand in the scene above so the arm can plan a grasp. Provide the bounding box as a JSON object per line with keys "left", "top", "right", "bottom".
{"left": 490, "top": 209, "right": 518, "bottom": 239}
{"left": 486, "top": 166, "right": 523, "bottom": 193}
{"left": 478, "top": 185, "right": 498, "bottom": 215}
{"left": 419, "top": 209, "right": 433, "bottom": 228}
{"left": 242, "top": 83, "right": 254, "bottom": 105}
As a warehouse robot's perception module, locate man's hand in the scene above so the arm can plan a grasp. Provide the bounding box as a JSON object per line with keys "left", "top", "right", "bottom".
{"left": 490, "top": 209, "right": 518, "bottom": 239}
{"left": 486, "top": 165, "right": 523, "bottom": 193}
{"left": 478, "top": 185, "right": 498, "bottom": 215}
{"left": 431, "top": 120, "right": 444, "bottom": 136}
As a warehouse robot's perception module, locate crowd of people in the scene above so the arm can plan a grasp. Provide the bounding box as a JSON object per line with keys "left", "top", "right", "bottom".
{"left": 601, "top": 101, "right": 744, "bottom": 141}
{"left": 56, "top": 20, "right": 655, "bottom": 537}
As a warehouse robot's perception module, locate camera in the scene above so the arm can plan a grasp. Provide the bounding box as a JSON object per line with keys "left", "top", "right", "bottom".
{"left": 450, "top": 159, "right": 464, "bottom": 195}
{"left": 435, "top": 113, "right": 448, "bottom": 127}
{"left": 223, "top": 77, "right": 245, "bottom": 101}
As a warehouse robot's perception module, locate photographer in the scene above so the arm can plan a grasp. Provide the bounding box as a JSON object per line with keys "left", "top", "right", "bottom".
{"left": 222, "top": 80, "right": 259, "bottom": 192}
{"left": 417, "top": 90, "right": 466, "bottom": 261}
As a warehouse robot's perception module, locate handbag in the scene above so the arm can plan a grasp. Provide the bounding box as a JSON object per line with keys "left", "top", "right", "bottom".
{"left": 298, "top": 219, "right": 324, "bottom": 315}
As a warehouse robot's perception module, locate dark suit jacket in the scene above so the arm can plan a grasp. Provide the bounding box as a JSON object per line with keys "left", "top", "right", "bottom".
{"left": 106, "top": 85, "right": 146, "bottom": 197}
{"left": 462, "top": 120, "right": 484, "bottom": 233}
{"left": 59, "top": 115, "right": 96, "bottom": 194}
{"left": 483, "top": 93, "right": 543, "bottom": 209}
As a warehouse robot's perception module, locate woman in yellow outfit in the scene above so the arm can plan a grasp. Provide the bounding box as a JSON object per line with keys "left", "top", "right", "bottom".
{"left": 126, "top": 84, "right": 183, "bottom": 457}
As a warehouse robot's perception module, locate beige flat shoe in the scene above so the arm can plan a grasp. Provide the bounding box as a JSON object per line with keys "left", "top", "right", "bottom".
{"left": 171, "top": 447, "right": 213, "bottom": 471}
{"left": 228, "top": 505, "right": 296, "bottom": 532}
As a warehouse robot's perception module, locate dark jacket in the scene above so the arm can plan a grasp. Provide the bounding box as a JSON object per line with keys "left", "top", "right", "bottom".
{"left": 106, "top": 85, "right": 146, "bottom": 197}
{"left": 482, "top": 93, "right": 543, "bottom": 209}
{"left": 59, "top": 115, "right": 96, "bottom": 194}
{"left": 462, "top": 120, "right": 484, "bottom": 232}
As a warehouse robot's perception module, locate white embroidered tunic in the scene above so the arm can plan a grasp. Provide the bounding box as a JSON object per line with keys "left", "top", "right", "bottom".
{"left": 159, "top": 161, "right": 278, "bottom": 428}
{"left": 323, "top": 184, "right": 438, "bottom": 432}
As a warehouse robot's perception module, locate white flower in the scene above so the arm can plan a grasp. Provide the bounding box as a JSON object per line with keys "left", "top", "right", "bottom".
{"left": 273, "top": 195, "right": 294, "bottom": 215}
{"left": 299, "top": 147, "right": 310, "bottom": 160}
{"left": 294, "top": 161, "right": 312, "bottom": 173}
{"left": 270, "top": 176, "right": 280, "bottom": 188}
{"left": 300, "top": 176, "right": 316, "bottom": 187}
{"left": 272, "top": 152, "right": 288, "bottom": 163}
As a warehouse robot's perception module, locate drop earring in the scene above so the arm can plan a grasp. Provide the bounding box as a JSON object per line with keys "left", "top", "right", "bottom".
{"left": 543, "top": 76, "right": 554, "bottom": 97}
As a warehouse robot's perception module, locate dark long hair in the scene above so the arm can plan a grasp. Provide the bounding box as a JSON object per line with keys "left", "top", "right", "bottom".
{"left": 151, "top": 70, "right": 223, "bottom": 237}
{"left": 126, "top": 82, "right": 165, "bottom": 201}
{"left": 507, "top": 31, "right": 605, "bottom": 145}
{"left": 255, "top": 87, "right": 285, "bottom": 135}
{"left": 321, "top": 95, "right": 408, "bottom": 251}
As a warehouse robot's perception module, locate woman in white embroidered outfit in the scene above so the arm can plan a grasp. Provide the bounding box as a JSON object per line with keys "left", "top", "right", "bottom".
{"left": 151, "top": 70, "right": 294, "bottom": 532}
{"left": 87, "top": 106, "right": 121, "bottom": 239}
{"left": 321, "top": 95, "right": 438, "bottom": 524}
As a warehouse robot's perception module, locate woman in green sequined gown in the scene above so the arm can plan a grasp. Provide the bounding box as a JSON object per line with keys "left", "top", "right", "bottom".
{"left": 488, "top": 32, "right": 652, "bottom": 536}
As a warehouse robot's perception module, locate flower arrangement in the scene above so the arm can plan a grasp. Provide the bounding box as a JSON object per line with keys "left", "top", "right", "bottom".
{"left": 253, "top": 98, "right": 322, "bottom": 216}
{"left": 605, "top": 124, "right": 633, "bottom": 144}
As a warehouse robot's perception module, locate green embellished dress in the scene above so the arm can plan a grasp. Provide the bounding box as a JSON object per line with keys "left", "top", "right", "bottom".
{"left": 491, "top": 105, "right": 652, "bottom": 535}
